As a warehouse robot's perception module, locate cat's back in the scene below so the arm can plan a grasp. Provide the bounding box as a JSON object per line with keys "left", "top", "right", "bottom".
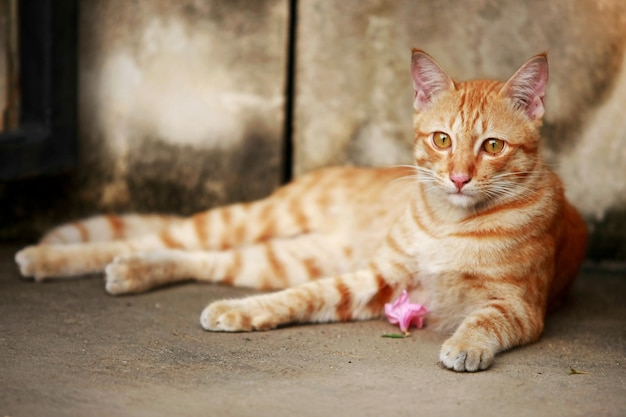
{"left": 276, "top": 165, "right": 415, "bottom": 207}
{"left": 273, "top": 166, "right": 416, "bottom": 261}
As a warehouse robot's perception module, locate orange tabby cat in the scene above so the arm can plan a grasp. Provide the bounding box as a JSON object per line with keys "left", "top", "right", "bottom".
{"left": 16, "top": 49, "right": 587, "bottom": 372}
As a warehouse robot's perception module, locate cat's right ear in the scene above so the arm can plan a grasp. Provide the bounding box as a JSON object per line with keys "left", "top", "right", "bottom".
{"left": 411, "top": 49, "right": 455, "bottom": 111}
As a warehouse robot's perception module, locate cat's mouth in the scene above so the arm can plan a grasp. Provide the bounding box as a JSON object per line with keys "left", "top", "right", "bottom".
{"left": 445, "top": 189, "right": 479, "bottom": 208}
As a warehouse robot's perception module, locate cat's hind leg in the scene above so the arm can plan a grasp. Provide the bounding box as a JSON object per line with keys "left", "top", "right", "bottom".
{"left": 16, "top": 175, "right": 329, "bottom": 281}
{"left": 15, "top": 238, "right": 161, "bottom": 281}
{"left": 104, "top": 233, "right": 353, "bottom": 295}
{"left": 16, "top": 193, "right": 312, "bottom": 280}
{"left": 16, "top": 214, "right": 185, "bottom": 280}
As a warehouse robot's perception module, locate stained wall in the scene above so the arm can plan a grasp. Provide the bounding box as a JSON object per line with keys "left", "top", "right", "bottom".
{"left": 0, "top": 0, "right": 289, "bottom": 239}
{"left": 79, "top": 0, "right": 289, "bottom": 212}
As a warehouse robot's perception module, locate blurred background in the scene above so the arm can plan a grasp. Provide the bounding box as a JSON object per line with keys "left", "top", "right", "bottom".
{"left": 0, "top": 0, "right": 625, "bottom": 261}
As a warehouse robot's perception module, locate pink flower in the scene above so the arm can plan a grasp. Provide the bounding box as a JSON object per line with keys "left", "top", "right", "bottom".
{"left": 384, "top": 290, "right": 428, "bottom": 333}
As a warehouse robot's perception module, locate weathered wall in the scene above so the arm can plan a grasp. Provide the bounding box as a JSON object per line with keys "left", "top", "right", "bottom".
{"left": 79, "top": 0, "right": 288, "bottom": 211}
{"left": 294, "top": 0, "right": 626, "bottom": 260}
{"left": 0, "top": 0, "right": 289, "bottom": 239}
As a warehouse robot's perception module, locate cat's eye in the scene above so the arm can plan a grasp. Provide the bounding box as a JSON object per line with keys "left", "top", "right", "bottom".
{"left": 482, "top": 138, "right": 505, "bottom": 154}
{"left": 433, "top": 132, "right": 452, "bottom": 149}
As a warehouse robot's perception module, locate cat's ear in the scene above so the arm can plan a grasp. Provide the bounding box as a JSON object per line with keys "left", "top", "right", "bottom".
{"left": 500, "top": 53, "right": 549, "bottom": 120}
{"left": 411, "top": 49, "right": 455, "bottom": 111}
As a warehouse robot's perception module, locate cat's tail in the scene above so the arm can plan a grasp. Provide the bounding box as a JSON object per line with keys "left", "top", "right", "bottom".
{"left": 39, "top": 214, "right": 185, "bottom": 245}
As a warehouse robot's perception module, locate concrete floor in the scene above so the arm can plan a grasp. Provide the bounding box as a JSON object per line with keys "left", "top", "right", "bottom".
{"left": 1, "top": 243, "right": 625, "bottom": 417}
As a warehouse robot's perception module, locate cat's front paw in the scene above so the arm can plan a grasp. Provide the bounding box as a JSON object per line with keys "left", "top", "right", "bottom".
{"left": 200, "top": 299, "right": 279, "bottom": 332}
{"left": 200, "top": 299, "right": 254, "bottom": 332}
{"left": 439, "top": 334, "right": 495, "bottom": 372}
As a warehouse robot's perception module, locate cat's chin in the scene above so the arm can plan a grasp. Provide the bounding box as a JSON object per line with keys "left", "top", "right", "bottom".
{"left": 446, "top": 193, "right": 479, "bottom": 209}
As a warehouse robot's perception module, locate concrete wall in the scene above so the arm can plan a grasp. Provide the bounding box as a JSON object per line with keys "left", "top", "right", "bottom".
{"left": 2, "top": 0, "right": 626, "bottom": 260}
{"left": 79, "top": 0, "right": 289, "bottom": 212}
{"left": 0, "top": 0, "right": 289, "bottom": 239}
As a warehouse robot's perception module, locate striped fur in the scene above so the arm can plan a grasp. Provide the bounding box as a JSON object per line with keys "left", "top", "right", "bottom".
{"left": 15, "top": 50, "right": 587, "bottom": 372}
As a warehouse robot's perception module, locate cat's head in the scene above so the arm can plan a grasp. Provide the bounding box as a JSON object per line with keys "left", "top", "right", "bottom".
{"left": 411, "top": 49, "right": 548, "bottom": 211}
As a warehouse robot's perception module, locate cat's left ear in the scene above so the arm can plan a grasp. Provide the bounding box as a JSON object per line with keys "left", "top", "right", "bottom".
{"left": 500, "top": 53, "right": 549, "bottom": 120}
{"left": 411, "top": 49, "right": 455, "bottom": 111}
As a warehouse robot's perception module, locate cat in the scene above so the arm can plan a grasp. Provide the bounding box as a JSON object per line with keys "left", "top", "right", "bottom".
{"left": 15, "top": 49, "right": 588, "bottom": 372}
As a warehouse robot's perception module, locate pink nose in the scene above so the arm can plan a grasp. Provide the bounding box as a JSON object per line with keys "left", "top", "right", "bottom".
{"left": 450, "top": 173, "right": 471, "bottom": 191}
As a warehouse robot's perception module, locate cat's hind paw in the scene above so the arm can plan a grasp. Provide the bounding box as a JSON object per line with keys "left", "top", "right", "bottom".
{"left": 105, "top": 255, "right": 153, "bottom": 295}
{"left": 15, "top": 245, "right": 57, "bottom": 281}
{"left": 15, "top": 246, "right": 38, "bottom": 279}
{"left": 439, "top": 335, "right": 495, "bottom": 372}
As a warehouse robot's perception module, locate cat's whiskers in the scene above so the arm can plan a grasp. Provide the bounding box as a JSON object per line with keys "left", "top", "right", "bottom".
{"left": 492, "top": 170, "right": 546, "bottom": 180}
{"left": 413, "top": 166, "right": 441, "bottom": 182}
{"left": 388, "top": 174, "right": 420, "bottom": 186}
{"left": 481, "top": 179, "right": 542, "bottom": 206}
{"left": 391, "top": 166, "right": 546, "bottom": 213}
{"left": 488, "top": 169, "right": 546, "bottom": 196}
{"left": 388, "top": 165, "right": 440, "bottom": 188}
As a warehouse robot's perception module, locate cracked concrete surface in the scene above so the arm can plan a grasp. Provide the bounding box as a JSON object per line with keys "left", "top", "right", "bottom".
{"left": 1, "top": 244, "right": 624, "bottom": 417}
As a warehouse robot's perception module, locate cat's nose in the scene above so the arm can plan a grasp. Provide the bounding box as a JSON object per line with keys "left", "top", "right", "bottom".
{"left": 450, "top": 173, "right": 471, "bottom": 191}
